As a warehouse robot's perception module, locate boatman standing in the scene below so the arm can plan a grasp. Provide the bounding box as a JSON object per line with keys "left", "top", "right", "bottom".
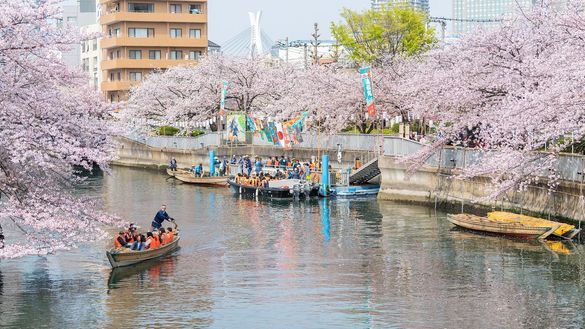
{"left": 152, "top": 204, "right": 174, "bottom": 231}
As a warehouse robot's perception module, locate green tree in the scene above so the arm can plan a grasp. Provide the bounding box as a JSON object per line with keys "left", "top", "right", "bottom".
{"left": 331, "top": 5, "right": 436, "bottom": 64}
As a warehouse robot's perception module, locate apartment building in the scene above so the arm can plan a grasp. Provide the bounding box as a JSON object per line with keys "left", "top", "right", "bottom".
{"left": 80, "top": 24, "right": 102, "bottom": 89}
{"left": 98, "top": 0, "right": 208, "bottom": 102}
{"left": 371, "top": 0, "right": 429, "bottom": 14}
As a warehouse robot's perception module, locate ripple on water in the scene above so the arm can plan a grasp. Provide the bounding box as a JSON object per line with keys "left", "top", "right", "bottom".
{"left": 1, "top": 167, "right": 584, "bottom": 328}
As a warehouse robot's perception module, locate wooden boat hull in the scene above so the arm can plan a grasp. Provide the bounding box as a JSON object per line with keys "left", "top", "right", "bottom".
{"left": 447, "top": 214, "right": 558, "bottom": 240}
{"left": 487, "top": 211, "right": 581, "bottom": 239}
{"left": 174, "top": 172, "right": 227, "bottom": 186}
{"left": 228, "top": 180, "right": 320, "bottom": 199}
{"left": 106, "top": 236, "right": 180, "bottom": 268}
{"left": 166, "top": 168, "right": 189, "bottom": 177}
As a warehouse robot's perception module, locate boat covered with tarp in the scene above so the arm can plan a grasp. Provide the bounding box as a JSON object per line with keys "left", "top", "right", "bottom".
{"left": 447, "top": 214, "right": 559, "bottom": 240}
{"left": 487, "top": 211, "right": 581, "bottom": 239}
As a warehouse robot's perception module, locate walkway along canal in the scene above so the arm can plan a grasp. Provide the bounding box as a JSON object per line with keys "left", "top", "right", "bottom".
{"left": 116, "top": 133, "right": 585, "bottom": 224}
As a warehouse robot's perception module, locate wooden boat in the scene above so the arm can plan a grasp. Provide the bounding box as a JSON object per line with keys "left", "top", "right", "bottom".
{"left": 166, "top": 168, "right": 191, "bottom": 177}
{"left": 174, "top": 172, "right": 228, "bottom": 186}
{"left": 487, "top": 211, "right": 581, "bottom": 239}
{"left": 228, "top": 178, "right": 320, "bottom": 199}
{"left": 106, "top": 234, "right": 180, "bottom": 268}
{"left": 447, "top": 214, "right": 559, "bottom": 240}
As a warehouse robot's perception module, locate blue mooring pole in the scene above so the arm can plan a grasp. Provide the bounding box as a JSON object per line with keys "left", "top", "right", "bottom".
{"left": 320, "top": 154, "right": 329, "bottom": 197}
{"left": 209, "top": 150, "right": 215, "bottom": 176}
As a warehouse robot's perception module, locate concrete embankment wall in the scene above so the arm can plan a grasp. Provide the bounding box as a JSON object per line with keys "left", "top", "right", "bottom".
{"left": 113, "top": 137, "right": 376, "bottom": 170}
{"left": 378, "top": 156, "right": 585, "bottom": 223}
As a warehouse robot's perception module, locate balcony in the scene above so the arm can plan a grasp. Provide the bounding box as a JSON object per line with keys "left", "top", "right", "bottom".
{"left": 101, "top": 80, "right": 136, "bottom": 92}
{"left": 99, "top": 12, "right": 207, "bottom": 25}
{"left": 101, "top": 58, "right": 199, "bottom": 70}
{"left": 101, "top": 36, "right": 208, "bottom": 49}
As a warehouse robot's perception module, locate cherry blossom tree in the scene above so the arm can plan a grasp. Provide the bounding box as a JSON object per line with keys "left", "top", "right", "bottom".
{"left": 126, "top": 54, "right": 299, "bottom": 130}
{"left": 400, "top": 2, "right": 585, "bottom": 197}
{"left": 0, "top": 0, "right": 119, "bottom": 258}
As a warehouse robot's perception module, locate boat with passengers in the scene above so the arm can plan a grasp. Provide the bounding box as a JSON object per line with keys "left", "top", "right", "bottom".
{"left": 106, "top": 223, "right": 180, "bottom": 268}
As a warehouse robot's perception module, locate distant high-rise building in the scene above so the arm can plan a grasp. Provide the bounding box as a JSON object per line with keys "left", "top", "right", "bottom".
{"left": 452, "top": 0, "right": 534, "bottom": 36}
{"left": 371, "top": 0, "right": 429, "bottom": 14}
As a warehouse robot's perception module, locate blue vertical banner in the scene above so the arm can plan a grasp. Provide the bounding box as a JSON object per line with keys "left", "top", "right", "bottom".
{"left": 219, "top": 81, "right": 228, "bottom": 117}
{"left": 359, "top": 67, "right": 376, "bottom": 118}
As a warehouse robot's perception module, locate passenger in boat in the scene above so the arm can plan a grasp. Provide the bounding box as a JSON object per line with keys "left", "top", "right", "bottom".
{"left": 169, "top": 158, "right": 177, "bottom": 172}
{"left": 165, "top": 227, "right": 174, "bottom": 244}
{"left": 145, "top": 232, "right": 154, "bottom": 250}
{"left": 194, "top": 163, "right": 203, "bottom": 177}
{"left": 151, "top": 204, "right": 174, "bottom": 231}
{"left": 115, "top": 232, "right": 131, "bottom": 249}
{"left": 158, "top": 229, "right": 166, "bottom": 246}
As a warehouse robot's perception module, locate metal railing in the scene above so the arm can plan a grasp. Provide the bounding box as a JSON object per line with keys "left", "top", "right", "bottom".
{"left": 383, "top": 136, "right": 585, "bottom": 184}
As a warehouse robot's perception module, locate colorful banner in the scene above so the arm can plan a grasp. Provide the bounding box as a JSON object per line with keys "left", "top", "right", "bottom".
{"left": 242, "top": 112, "right": 309, "bottom": 148}
{"left": 359, "top": 67, "right": 376, "bottom": 118}
{"left": 219, "top": 81, "right": 228, "bottom": 117}
{"left": 227, "top": 114, "right": 246, "bottom": 143}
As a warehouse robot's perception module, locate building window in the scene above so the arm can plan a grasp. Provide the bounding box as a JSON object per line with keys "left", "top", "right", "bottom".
{"left": 149, "top": 50, "right": 161, "bottom": 59}
{"left": 129, "top": 50, "right": 142, "bottom": 59}
{"left": 189, "top": 50, "right": 202, "bottom": 60}
{"left": 169, "top": 4, "right": 182, "bottom": 13}
{"left": 109, "top": 27, "right": 120, "bottom": 37}
{"left": 188, "top": 4, "right": 202, "bottom": 14}
{"left": 170, "top": 28, "right": 182, "bottom": 38}
{"left": 169, "top": 50, "right": 183, "bottom": 60}
{"left": 67, "top": 16, "right": 77, "bottom": 23}
{"left": 128, "top": 3, "right": 154, "bottom": 13}
{"left": 189, "top": 29, "right": 201, "bottom": 39}
{"left": 129, "top": 72, "right": 143, "bottom": 81}
{"left": 92, "top": 39, "right": 98, "bottom": 51}
{"left": 128, "top": 28, "right": 154, "bottom": 38}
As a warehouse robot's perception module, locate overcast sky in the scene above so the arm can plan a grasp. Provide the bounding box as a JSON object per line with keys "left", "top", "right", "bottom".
{"left": 208, "top": 0, "right": 452, "bottom": 45}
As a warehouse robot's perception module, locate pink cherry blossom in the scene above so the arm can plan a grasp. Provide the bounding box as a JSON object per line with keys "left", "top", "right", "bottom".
{"left": 399, "top": 2, "right": 585, "bottom": 197}
{"left": 0, "top": 0, "right": 120, "bottom": 258}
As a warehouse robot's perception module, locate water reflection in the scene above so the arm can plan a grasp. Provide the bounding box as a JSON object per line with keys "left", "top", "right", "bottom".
{"left": 321, "top": 199, "right": 330, "bottom": 241}
{"left": 107, "top": 253, "right": 179, "bottom": 289}
{"left": 2, "top": 167, "right": 585, "bottom": 328}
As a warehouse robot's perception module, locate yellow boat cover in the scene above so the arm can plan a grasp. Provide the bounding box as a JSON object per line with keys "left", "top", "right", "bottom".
{"left": 487, "top": 211, "right": 575, "bottom": 237}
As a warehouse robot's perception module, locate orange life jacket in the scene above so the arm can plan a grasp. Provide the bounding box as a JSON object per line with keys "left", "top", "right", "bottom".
{"left": 165, "top": 233, "right": 174, "bottom": 244}
{"left": 114, "top": 237, "right": 123, "bottom": 249}
{"left": 150, "top": 236, "right": 159, "bottom": 249}
{"left": 159, "top": 234, "right": 166, "bottom": 245}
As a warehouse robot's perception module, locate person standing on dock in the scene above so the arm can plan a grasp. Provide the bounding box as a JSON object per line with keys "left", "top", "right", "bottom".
{"left": 169, "top": 158, "right": 177, "bottom": 172}
{"left": 151, "top": 205, "right": 174, "bottom": 231}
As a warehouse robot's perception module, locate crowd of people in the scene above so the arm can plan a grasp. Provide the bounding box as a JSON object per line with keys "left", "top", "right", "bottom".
{"left": 113, "top": 205, "right": 176, "bottom": 252}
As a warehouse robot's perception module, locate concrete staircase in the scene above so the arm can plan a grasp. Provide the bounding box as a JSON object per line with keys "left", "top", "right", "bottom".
{"left": 349, "top": 158, "right": 381, "bottom": 185}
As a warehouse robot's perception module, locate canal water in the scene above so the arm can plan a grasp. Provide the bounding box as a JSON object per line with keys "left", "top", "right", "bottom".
{"left": 1, "top": 167, "right": 584, "bottom": 328}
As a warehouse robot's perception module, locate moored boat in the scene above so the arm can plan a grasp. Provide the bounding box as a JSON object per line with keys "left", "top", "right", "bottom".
{"left": 106, "top": 234, "right": 180, "bottom": 268}
{"left": 174, "top": 171, "right": 228, "bottom": 186}
{"left": 228, "top": 178, "right": 320, "bottom": 199}
{"left": 487, "top": 211, "right": 581, "bottom": 239}
{"left": 447, "top": 214, "right": 559, "bottom": 240}
{"left": 166, "top": 168, "right": 189, "bottom": 177}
